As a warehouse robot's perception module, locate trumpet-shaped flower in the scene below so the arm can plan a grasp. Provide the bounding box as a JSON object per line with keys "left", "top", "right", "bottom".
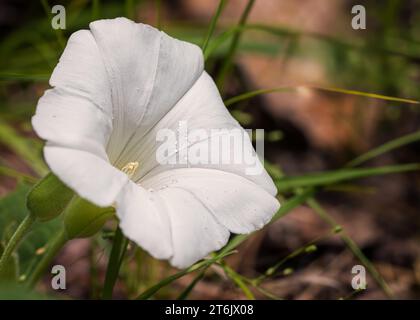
{"left": 32, "top": 18, "right": 280, "bottom": 268}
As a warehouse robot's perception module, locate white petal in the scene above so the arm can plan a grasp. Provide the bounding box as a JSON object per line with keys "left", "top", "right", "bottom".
{"left": 158, "top": 187, "right": 230, "bottom": 268}
{"left": 129, "top": 71, "right": 277, "bottom": 196}
{"left": 49, "top": 29, "right": 113, "bottom": 116}
{"left": 117, "top": 181, "right": 173, "bottom": 259}
{"left": 116, "top": 177, "right": 232, "bottom": 268}
{"left": 115, "top": 181, "right": 172, "bottom": 260}
{"left": 142, "top": 168, "right": 280, "bottom": 236}
{"left": 32, "top": 89, "right": 111, "bottom": 160}
{"left": 89, "top": 18, "right": 204, "bottom": 164}
{"left": 44, "top": 145, "right": 128, "bottom": 207}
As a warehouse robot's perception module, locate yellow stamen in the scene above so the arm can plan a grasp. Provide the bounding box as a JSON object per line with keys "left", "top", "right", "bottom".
{"left": 121, "top": 161, "right": 139, "bottom": 179}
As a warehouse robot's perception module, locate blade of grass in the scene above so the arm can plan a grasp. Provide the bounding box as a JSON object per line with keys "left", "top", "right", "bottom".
{"left": 224, "top": 87, "right": 295, "bottom": 106}
{"left": 102, "top": 226, "right": 128, "bottom": 299}
{"left": 204, "top": 25, "right": 238, "bottom": 61}
{"left": 307, "top": 197, "right": 394, "bottom": 298}
{"left": 324, "top": 184, "right": 377, "bottom": 195}
{"left": 276, "top": 163, "right": 420, "bottom": 192}
{"left": 216, "top": 0, "right": 255, "bottom": 90}
{"left": 201, "top": 0, "right": 228, "bottom": 53}
{"left": 223, "top": 85, "right": 419, "bottom": 108}
{"left": 313, "top": 86, "right": 419, "bottom": 105}
{"left": 346, "top": 130, "right": 420, "bottom": 167}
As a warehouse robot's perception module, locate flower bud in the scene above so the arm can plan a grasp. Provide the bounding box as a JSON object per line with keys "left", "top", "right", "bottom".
{"left": 63, "top": 197, "right": 114, "bottom": 239}
{"left": 27, "top": 173, "right": 74, "bottom": 222}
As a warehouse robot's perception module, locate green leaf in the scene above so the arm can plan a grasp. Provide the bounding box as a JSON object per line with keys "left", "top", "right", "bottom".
{"left": 27, "top": 173, "right": 74, "bottom": 222}
{"left": 276, "top": 163, "right": 420, "bottom": 192}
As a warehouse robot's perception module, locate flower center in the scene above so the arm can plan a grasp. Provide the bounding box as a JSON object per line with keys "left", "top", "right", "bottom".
{"left": 121, "top": 161, "right": 139, "bottom": 179}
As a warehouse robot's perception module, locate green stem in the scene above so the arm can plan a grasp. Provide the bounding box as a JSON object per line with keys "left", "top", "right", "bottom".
{"left": 102, "top": 226, "right": 128, "bottom": 299}
{"left": 26, "top": 230, "right": 67, "bottom": 288}
{"left": 0, "top": 213, "right": 36, "bottom": 274}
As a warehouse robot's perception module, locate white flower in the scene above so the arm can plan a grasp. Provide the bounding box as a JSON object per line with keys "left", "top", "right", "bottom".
{"left": 32, "top": 18, "right": 280, "bottom": 268}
